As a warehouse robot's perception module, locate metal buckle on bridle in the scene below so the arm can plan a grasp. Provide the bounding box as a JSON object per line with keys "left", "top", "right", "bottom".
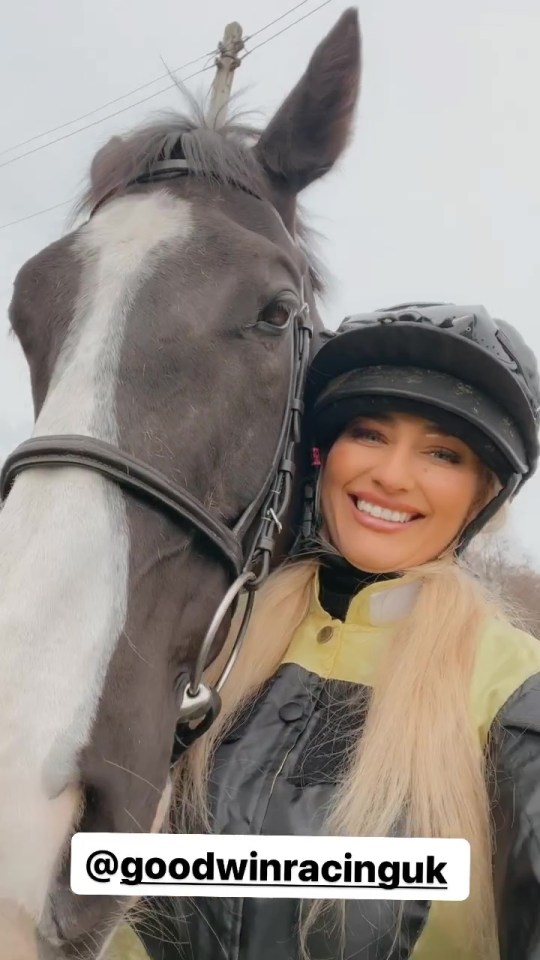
{"left": 265, "top": 507, "right": 282, "bottom": 534}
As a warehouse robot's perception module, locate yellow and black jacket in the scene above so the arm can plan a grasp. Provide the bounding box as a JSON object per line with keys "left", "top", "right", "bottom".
{"left": 130, "top": 568, "right": 540, "bottom": 960}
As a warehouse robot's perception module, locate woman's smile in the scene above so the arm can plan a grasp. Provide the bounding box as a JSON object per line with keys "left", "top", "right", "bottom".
{"left": 347, "top": 494, "right": 423, "bottom": 533}
{"left": 347, "top": 488, "right": 426, "bottom": 533}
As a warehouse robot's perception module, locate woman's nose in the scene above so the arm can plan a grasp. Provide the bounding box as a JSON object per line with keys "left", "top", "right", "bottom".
{"left": 369, "top": 444, "right": 415, "bottom": 492}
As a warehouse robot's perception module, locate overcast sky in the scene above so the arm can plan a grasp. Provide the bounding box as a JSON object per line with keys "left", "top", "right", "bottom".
{"left": 1, "top": 0, "right": 539, "bottom": 564}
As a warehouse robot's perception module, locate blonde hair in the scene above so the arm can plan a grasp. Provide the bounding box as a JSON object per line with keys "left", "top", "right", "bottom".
{"left": 173, "top": 502, "right": 513, "bottom": 959}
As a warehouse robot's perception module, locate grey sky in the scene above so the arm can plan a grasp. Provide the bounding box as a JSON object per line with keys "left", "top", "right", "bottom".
{"left": 1, "top": 0, "right": 539, "bottom": 563}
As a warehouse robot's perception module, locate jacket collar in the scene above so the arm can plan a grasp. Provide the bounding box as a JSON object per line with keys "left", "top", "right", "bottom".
{"left": 310, "top": 568, "right": 419, "bottom": 627}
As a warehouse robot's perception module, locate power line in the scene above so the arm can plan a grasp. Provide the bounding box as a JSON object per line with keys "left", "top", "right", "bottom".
{"left": 0, "top": 0, "right": 337, "bottom": 230}
{"left": 243, "top": 0, "right": 335, "bottom": 56}
{"left": 0, "top": 62, "right": 215, "bottom": 172}
{"left": 244, "top": 0, "right": 315, "bottom": 41}
{"left": 0, "top": 0, "right": 321, "bottom": 162}
{"left": 0, "top": 199, "right": 72, "bottom": 232}
{"left": 0, "top": 50, "right": 217, "bottom": 159}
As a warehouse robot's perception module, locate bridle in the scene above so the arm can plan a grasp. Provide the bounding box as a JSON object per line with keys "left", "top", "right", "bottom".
{"left": 0, "top": 159, "right": 313, "bottom": 766}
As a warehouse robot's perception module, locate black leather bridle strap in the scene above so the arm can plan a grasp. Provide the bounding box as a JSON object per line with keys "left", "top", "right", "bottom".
{"left": 232, "top": 317, "right": 310, "bottom": 544}
{"left": 0, "top": 434, "right": 243, "bottom": 576}
{"left": 90, "top": 159, "right": 265, "bottom": 218}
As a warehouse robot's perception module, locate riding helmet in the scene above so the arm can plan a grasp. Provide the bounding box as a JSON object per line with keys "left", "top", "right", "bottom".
{"left": 303, "top": 303, "right": 540, "bottom": 549}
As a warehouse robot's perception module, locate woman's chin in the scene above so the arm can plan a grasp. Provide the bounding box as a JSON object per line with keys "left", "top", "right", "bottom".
{"left": 340, "top": 549, "right": 400, "bottom": 574}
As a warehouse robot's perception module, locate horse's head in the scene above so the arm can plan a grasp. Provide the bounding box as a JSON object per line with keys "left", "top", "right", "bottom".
{"left": 0, "top": 10, "right": 361, "bottom": 957}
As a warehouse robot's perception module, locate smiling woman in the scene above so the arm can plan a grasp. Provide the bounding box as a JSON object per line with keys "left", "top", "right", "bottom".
{"left": 152, "top": 302, "right": 540, "bottom": 960}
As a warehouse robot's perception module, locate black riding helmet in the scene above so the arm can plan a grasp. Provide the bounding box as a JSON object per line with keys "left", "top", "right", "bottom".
{"left": 302, "top": 303, "right": 540, "bottom": 552}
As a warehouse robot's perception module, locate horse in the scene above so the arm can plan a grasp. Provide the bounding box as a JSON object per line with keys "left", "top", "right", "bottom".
{"left": 0, "top": 9, "right": 361, "bottom": 958}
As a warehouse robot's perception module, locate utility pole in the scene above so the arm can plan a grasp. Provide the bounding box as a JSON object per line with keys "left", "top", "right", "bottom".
{"left": 208, "top": 22, "right": 244, "bottom": 126}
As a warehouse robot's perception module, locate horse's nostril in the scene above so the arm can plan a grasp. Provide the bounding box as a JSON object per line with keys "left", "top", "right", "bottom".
{"left": 37, "top": 907, "right": 66, "bottom": 954}
{"left": 81, "top": 782, "right": 100, "bottom": 819}
{"left": 35, "top": 932, "right": 65, "bottom": 960}
{"left": 77, "top": 779, "right": 115, "bottom": 835}
{"left": 44, "top": 874, "right": 119, "bottom": 952}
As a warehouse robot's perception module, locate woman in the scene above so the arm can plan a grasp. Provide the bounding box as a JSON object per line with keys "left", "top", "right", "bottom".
{"left": 138, "top": 302, "right": 540, "bottom": 960}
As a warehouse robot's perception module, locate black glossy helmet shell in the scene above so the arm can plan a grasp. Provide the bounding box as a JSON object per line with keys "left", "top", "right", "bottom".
{"left": 306, "top": 303, "right": 540, "bottom": 484}
{"left": 314, "top": 367, "right": 525, "bottom": 483}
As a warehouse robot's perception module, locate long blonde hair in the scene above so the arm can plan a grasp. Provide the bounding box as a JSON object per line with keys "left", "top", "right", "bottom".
{"left": 174, "top": 511, "right": 514, "bottom": 959}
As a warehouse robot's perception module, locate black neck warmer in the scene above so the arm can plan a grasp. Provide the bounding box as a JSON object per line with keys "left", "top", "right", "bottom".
{"left": 318, "top": 553, "right": 399, "bottom": 621}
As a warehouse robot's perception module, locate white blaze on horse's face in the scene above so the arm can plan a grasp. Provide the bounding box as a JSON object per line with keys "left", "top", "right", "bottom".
{"left": 0, "top": 193, "right": 192, "bottom": 927}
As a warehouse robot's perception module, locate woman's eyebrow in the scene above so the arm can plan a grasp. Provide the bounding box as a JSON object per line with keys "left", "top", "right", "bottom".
{"left": 425, "top": 424, "right": 461, "bottom": 440}
{"left": 355, "top": 414, "right": 462, "bottom": 441}
{"left": 426, "top": 422, "right": 445, "bottom": 434}
{"left": 355, "top": 412, "right": 393, "bottom": 423}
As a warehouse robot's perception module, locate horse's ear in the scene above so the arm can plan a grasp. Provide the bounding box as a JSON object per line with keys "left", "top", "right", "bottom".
{"left": 255, "top": 8, "right": 361, "bottom": 195}
{"left": 90, "top": 136, "right": 122, "bottom": 183}
{"left": 89, "top": 136, "right": 132, "bottom": 196}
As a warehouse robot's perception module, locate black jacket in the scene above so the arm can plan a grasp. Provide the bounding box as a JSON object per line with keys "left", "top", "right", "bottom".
{"left": 131, "top": 570, "right": 540, "bottom": 960}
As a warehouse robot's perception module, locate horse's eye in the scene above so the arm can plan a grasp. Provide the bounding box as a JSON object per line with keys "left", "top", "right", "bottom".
{"left": 258, "top": 300, "right": 296, "bottom": 330}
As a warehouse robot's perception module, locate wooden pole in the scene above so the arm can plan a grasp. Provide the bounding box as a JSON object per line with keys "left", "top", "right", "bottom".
{"left": 208, "top": 22, "right": 244, "bottom": 126}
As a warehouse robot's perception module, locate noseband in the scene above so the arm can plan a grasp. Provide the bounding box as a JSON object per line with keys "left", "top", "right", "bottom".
{"left": 0, "top": 159, "right": 313, "bottom": 766}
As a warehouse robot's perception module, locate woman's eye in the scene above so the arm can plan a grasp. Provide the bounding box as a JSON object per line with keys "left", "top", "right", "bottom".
{"left": 429, "top": 448, "right": 462, "bottom": 464}
{"left": 258, "top": 300, "right": 295, "bottom": 329}
{"left": 348, "top": 426, "right": 384, "bottom": 443}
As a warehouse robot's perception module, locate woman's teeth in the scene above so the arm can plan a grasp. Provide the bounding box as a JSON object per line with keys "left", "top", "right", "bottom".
{"left": 355, "top": 498, "right": 415, "bottom": 524}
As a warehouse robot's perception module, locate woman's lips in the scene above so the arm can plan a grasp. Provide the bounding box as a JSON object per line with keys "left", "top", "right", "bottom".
{"left": 350, "top": 489, "right": 423, "bottom": 515}
{"left": 348, "top": 495, "right": 424, "bottom": 534}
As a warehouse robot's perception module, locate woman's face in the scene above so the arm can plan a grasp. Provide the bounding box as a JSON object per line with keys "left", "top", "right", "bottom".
{"left": 320, "top": 411, "right": 487, "bottom": 572}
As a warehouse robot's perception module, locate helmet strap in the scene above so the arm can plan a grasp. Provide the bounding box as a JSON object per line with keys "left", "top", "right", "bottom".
{"left": 456, "top": 473, "right": 522, "bottom": 554}
{"left": 288, "top": 468, "right": 323, "bottom": 557}
{"left": 303, "top": 470, "right": 322, "bottom": 540}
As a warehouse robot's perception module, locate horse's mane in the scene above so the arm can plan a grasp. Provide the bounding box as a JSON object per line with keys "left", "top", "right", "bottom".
{"left": 75, "top": 95, "right": 326, "bottom": 293}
